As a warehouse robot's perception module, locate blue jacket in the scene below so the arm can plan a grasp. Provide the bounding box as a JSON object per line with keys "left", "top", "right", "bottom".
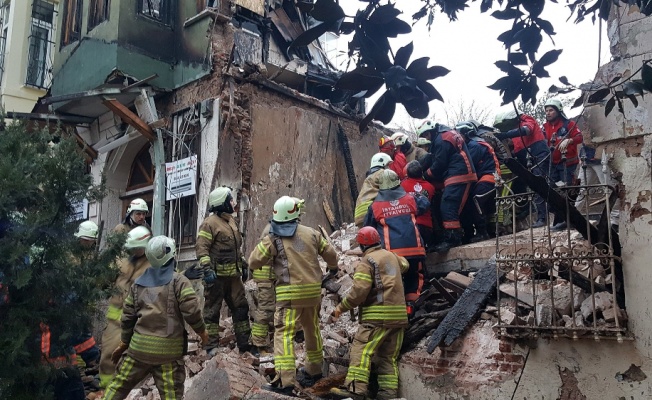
{"left": 425, "top": 130, "right": 477, "bottom": 186}
{"left": 466, "top": 139, "right": 500, "bottom": 182}
{"left": 363, "top": 187, "right": 429, "bottom": 258}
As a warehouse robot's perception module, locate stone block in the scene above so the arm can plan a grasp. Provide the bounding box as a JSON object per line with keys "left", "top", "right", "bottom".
{"left": 535, "top": 303, "right": 554, "bottom": 326}
{"left": 538, "top": 283, "right": 586, "bottom": 317}
{"left": 580, "top": 291, "right": 614, "bottom": 320}
{"left": 336, "top": 274, "right": 354, "bottom": 298}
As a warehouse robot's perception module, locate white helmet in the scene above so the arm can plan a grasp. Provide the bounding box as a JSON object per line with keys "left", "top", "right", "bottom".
{"left": 416, "top": 120, "right": 437, "bottom": 137}
{"left": 74, "top": 221, "right": 99, "bottom": 240}
{"left": 378, "top": 169, "right": 401, "bottom": 190}
{"left": 273, "top": 196, "right": 301, "bottom": 222}
{"left": 125, "top": 226, "right": 152, "bottom": 249}
{"left": 494, "top": 110, "right": 519, "bottom": 129}
{"left": 145, "top": 235, "right": 176, "bottom": 268}
{"left": 127, "top": 198, "right": 149, "bottom": 214}
{"left": 208, "top": 187, "right": 232, "bottom": 209}
{"left": 390, "top": 132, "right": 409, "bottom": 146}
{"left": 370, "top": 152, "right": 392, "bottom": 169}
{"left": 416, "top": 137, "right": 431, "bottom": 147}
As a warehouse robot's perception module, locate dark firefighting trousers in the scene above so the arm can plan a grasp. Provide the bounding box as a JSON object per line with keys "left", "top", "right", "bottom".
{"left": 403, "top": 257, "right": 424, "bottom": 303}
{"left": 440, "top": 182, "right": 473, "bottom": 230}
{"left": 204, "top": 276, "right": 251, "bottom": 350}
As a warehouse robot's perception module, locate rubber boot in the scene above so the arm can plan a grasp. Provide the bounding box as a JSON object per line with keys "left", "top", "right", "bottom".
{"left": 432, "top": 229, "right": 463, "bottom": 253}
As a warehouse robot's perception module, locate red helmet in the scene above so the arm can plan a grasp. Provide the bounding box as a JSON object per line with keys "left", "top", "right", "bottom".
{"left": 357, "top": 227, "right": 381, "bottom": 246}
{"left": 378, "top": 135, "right": 396, "bottom": 155}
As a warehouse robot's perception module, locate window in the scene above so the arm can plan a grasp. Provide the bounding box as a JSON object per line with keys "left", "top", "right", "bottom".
{"left": 127, "top": 144, "right": 154, "bottom": 191}
{"left": 26, "top": 0, "right": 56, "bottom": 88}
{"left": 88, "top": 0, "right": 110, "bottom": 31}
{"left": 0, "top": 4, "right": 10, "bottom": 87}
{"left": 61, "top": 0, "right": 81, "bottom": 47}
{"left": 139, "top": 0, "right": 173, "bottom": 25}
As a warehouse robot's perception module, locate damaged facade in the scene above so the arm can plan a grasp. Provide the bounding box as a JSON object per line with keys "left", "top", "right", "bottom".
{"left": 46, "top": 0, "right": 383, "bottom": 262}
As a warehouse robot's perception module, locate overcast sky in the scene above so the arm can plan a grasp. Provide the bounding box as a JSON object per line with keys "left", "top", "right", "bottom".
{"left": 335, "top": 1, "right": 611, "bottom": 129}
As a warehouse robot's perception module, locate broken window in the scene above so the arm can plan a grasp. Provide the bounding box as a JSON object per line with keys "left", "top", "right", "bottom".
{"left": 60, "top": 0, "right": 81, "bottom": 47}
{"left": 138, "top": 0, "right": 173, "bottom": 25}
{"left": 26, "top": 0, "right": 56, "bottom": 88}
{"left": 0, "top": 3, "right": 10, "bottom": 88}
{"left": 88, "top": 0, "right": 110, "bottom": 31}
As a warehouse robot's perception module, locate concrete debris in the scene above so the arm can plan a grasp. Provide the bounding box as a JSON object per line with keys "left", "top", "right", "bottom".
{"left": 580, "top": 291, "right": 613, "bottom": 320}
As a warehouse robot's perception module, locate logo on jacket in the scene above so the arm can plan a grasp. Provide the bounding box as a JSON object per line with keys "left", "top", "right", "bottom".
{"left": 389, "top": 200, "right": 400, "bottom": 206}
{"left": 414, "top": 183, "right": 422, "bottom": 193}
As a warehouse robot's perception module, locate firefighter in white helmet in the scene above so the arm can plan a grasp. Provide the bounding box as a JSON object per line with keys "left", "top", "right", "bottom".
{"left": 391, "top": 131, "right": 428, "bottom": 164}
{"left": 249, "top": 196, "right": 338, "bottom": 395}
{"left": 354, "top": 152, "right": 393, "bottom": 227}
{"left": 74, "top": 220, "right": 99, "bottom": 248}
{"left": 113, "top": 198, "right": 149, "bottom": 234}
{"left": 194, "top": 187, "right": 252, "bottom": 354}
{"left": 104, "top": 236, "right": 207, "bottom": 400}
{"left": 98, "top": 226, "right": 152, "bottom": 389}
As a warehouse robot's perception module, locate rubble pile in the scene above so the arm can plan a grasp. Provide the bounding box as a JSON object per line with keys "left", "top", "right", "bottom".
{"left": 495, "top": 232, "right": 626, "bottom": 335}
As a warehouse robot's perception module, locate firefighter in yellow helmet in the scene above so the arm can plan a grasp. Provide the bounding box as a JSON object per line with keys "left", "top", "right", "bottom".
{"left": 330, "top": 227, "right": 409, "bottom": 400}
{"left": 113, "top": 198, "right": 150, "bottom": 234}
{"left": 195, "top": 187, "right": 252, "bottom": 353}
{"left": 98, "top": 226, "right": 152, "bottom": 389}
{"left": 249, "top": 196, "right": 338, "bottom": 396}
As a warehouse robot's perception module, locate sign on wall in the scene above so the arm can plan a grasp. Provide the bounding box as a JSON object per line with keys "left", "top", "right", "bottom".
{"left": 166, "top": 155, "right": 198, "bottom": 201}
{"left": 70, "top": 199, "right": 89, "bottom": 221}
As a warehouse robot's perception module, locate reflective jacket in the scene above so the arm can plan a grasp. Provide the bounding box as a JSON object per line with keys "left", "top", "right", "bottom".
{"left": 543, "top": 118, "right": 583, "bottom": 166}
{"left": 467, "top": 139, "right": 501, "bottom": 184}
{"left": 121, "top": 273, "right": 205, "bottom": 364}
{"left": 251, "top": 223, "right": 276, "bottom": 282}
{"left": 248, "top": 224, "right": 338, "bottom": 308}
{"left": 106, "top": 254, "right": 150, "bottom": 323}
{"left": 400, "top": 178, "right": 435, "bottom": 228}
{"left": 363, "top": 187, "right": 428, "bottom": 258}
{"left": 335, "top": 246, "right": 409, "bottom": 328}
{"left": 196, "top": 213, "right": 243, "bottom": 277}
{"left": 511, "top": 114, "right": 547, "bottom": 155}
{"left": 425, "top": 130, "right": 477, "bottom": 186}
{"left": 354, "top": 168, "right": 384, "bottom": 227}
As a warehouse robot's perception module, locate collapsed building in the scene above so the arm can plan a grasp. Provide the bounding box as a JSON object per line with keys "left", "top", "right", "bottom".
{"left": 34, "top": 1, "right": 652, "bottom": 399}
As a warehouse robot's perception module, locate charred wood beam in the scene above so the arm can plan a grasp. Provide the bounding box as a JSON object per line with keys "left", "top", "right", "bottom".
{"left": 402, "top": 309, "right": 450, "bottom": 353}
{"left": 504, "top": 158, "right": 624, "bottom": 308}
{"left": 426, "top": 264, "right": 502, "bottom": 353}
{"left": 558, "top": 266, "right": 608, "bottom": 294}
{"left": 336, "top": 122, "right": 358, "bottom": 203}
{"left": 430, "top": 278, "right": 457, "bottom": 306}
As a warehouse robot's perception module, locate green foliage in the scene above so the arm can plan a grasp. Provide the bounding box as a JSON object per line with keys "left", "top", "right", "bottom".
{"left": 0, "top": 119, "right": 124, "bottom": 399}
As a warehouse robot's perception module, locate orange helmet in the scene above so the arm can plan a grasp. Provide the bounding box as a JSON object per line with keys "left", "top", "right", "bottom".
{"left": 357, "top": 227, "right": 380, "bottom": 246}
{"left": 378, "top": 135, "right": 396, "bottom": 155}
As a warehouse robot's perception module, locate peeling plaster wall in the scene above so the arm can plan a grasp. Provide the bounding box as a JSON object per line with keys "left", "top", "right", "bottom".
{"left": 583, "top": 6, "right": 652, "bottom": 358}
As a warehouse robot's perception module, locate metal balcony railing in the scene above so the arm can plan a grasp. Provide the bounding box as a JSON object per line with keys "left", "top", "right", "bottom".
{"left": 26, "top": 0, "right": 56, "bottom": 89}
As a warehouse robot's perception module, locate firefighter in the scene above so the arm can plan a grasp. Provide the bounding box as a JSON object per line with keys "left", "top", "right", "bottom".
{"left": 415, "top": 137, "right": 431, "bottom": 152}
{"left": 329, "top": 227, "right": 409, "bottom": 400}
{"left": 71, "top": 221, "right": 101, "bottom": 368}
{"left": 354, "top": 153, "right": 393, "bottom": 227}
{"left": 401, "top": 160, "right": 436, "bottom": 249}
{"left": 494, "top": 110, "right": 551, "bottom": 228}
{"left": 113, "top": 198, "right": 149, "bottom": 234}
{"left": 248, "top": 196, "right": 338, "bottom": 396}
{"left": 103, "top": 236, "right": 207, "bottom": 400}
{"left": 98, "top": 226, "right": 152, "bottom": 389}
{"left": 456, "top": 121, "right": 501, "bottom": 243}
{"left": 417, "top": 121, "right": 477, "bottom": 252}
{"left": 379, "top": 135, "right": 407, "bottom": 180}
{"left": 543, "top": 98, "right": 583, "bottom": 231}
{"left": 195, "top": 187, "right": 252, "bottom": 353}
{"left": 363, "top": 169, "right": 429, "bottom": 317}
{"left": 391, "top": 131, "right": 428, "bottom": 164}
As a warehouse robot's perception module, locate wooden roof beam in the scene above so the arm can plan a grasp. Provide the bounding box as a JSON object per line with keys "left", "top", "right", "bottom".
{"left": 102, "top": 97, "right": 156, "bottom": 142}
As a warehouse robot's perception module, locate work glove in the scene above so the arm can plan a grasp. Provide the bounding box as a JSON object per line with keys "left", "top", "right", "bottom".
{"left": 203, "top": 270, "right": 217, "bottom": 284}
{"left": 184, "top": 264, "right": 203, "bottom": 280}
{"left": 328, "top": 267, "right": 338, "bottom": 277}
{"left": 328, "top": 308, "right": 342, "bottom": 324}
{"left": 241, "top": 267, "right": 249, "bottom": 282}
{"left": 111, "top": 341, "right": 128, "bottom": 365}
{"left": 197, "top": 330, "right": 209, "bottom": 347}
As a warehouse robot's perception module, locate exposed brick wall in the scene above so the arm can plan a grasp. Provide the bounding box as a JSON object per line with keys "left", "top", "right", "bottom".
{"left": 401, "top": 322, "right": 526, "bottom": 392}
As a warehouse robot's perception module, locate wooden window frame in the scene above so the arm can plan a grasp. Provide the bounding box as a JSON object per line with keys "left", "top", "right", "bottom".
{"left": 88, "top": 0, "right": 110, "bottom": 31}
{"left": 60, "top": 0, "right": 82, "bottom": 47}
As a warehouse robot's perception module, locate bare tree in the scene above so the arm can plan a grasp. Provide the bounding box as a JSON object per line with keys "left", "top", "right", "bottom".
{"left": 518, "top": 92, "right": 574, "bottom": 125}
{"left": 393, "top": 98, "right": 493, "bottom": 137}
